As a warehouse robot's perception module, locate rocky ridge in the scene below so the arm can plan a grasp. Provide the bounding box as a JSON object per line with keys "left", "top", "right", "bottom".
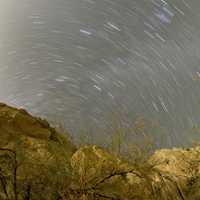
{"left": 0, "top": 103, "right": 200, "bottom": 199}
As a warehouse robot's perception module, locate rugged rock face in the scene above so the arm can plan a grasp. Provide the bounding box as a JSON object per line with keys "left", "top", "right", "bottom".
{"left": 71, "top": 145, "right": 200, "bottom": 200}
{"left": 71, "top": 145, "right": 134, "bottom": 199}
{"left": 0, "top": 103, "right": 76, "bottom": 200}
{"left": 149, "top": 147, "right": 200, "bottom": 199}
{"left": 0, "top": 103, "right": 200, "bottom": 200}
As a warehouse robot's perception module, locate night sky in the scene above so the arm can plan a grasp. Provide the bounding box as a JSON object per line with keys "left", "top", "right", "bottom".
{"left": 1, "top": 0, "right": 200, "bottom": 147}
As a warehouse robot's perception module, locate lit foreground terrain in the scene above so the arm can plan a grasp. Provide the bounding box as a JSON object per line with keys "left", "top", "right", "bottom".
{"left": 0, "top": 103, "right": 200, "bottom": 200}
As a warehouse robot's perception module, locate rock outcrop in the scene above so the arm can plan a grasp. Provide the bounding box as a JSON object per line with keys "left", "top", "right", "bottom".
{"left": 71, "top": 145, "right": 200, "bottom": 200}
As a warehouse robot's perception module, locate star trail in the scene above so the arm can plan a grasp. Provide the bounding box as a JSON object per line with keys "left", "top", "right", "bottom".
{"left": 0, "top": 0, "right": 200, "bottom": 147}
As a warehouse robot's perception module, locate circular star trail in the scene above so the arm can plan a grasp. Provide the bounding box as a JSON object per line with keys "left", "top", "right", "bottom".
{"left": 0, "top": 0, "right": 200, "bottom": 147}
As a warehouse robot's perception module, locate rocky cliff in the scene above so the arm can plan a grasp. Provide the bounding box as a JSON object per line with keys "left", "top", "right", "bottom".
{"left": 0, "top": 103, "right": 200, "bottom": 200}
{"left": 0, "top": 103, "right": 76, "bottom": 200}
